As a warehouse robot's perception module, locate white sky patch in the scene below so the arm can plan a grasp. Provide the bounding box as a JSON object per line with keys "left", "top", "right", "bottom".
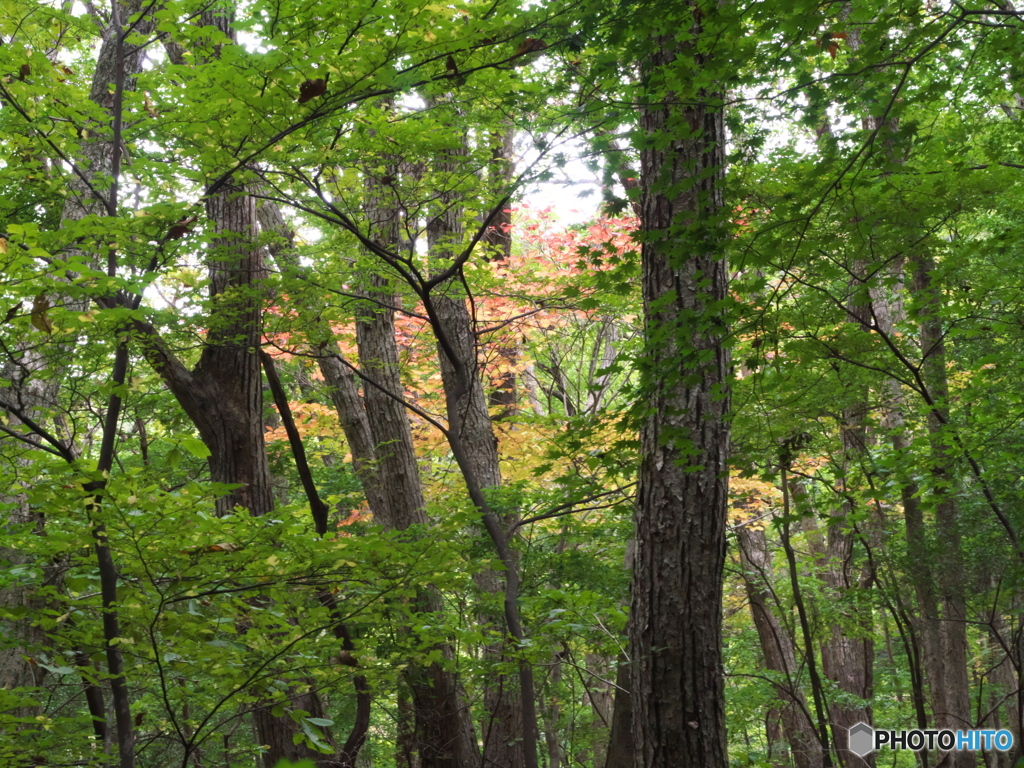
{"left": 517, "top": 136, "right": 603, "bottom": 226}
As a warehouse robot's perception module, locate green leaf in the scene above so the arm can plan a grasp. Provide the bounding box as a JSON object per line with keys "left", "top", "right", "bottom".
{"left": 180, "top": 436, "right": 211, "bottom": 459}
{"left": 304, "top": 717, "right": 334, "bottom": 727}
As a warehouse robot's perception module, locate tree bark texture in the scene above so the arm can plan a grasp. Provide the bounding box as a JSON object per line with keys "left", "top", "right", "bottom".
{"left": 425, "top": 118, "right": 527, "bottom": 768}
{"left": 264, "top": 164, "right": 485, "bottom": 767}
{"left": 194, "top": 185, "right": 275, "bottom": 518}
{"left": 130, "top": 10, "right": 332, "bottom": 766}
{"left": 630, "top": 23, "right": 730, "bottom": 768}
{"left": 255, "top": 199, "right": 393, "bottom": 525}
{"left": 263, "top": 176, "right": 481, "bottom": 767}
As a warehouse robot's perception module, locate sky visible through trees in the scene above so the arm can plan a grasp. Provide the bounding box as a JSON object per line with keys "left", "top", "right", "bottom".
{"left": 2, "top": 1, "right": 1024, "bottom": 767}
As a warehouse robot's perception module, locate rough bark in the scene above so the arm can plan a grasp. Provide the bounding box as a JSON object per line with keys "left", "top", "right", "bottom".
{"left": 129, "top": 10, "right": 334, "bottom": 765}
{"left": 195, "top": 186, "right": 275, "bottom": 517}
{"left": 630, "top": 20, "right": 730, "bottom": 768}
{"left": 315, "top": 352, "right": 391, "bottom": 520}
{"left": 256, "top": 200, "right": 392, "bottom": 525}
{"left": 425, "top": 112, "right": 526, "bottom": 768}
{"left": 350, "top": 170, "right": 481, "bottom": 768}
{"left": 199, "top": 184, "right": 330, "bottom": 768}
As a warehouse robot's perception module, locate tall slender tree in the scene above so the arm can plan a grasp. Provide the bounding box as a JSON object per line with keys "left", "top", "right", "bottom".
{"left": 629, "top": 2, "right": 731, "bottom": 765}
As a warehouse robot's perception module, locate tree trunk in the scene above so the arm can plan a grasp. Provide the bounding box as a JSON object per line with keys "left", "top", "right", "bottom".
{"left": 914, "top": 253, "right": 975, "bottom": 767}
{"left": 736, "top": 525, "right": 823, "bottom": 768}
{"left": 810, "top": 267, "right": 875, "bottom": 768}
{"left": 869, "top": 263, "right": 952, "bottom": 763}
{"left": 425, "top": 110, "right": 527, "bottom": 768}
{"left": 264, "top": 168, "right": 482, "bottom": 767}
{"left": 129, "top": 10, "right": 335, "bottom": 765}
{"left": 0, "top": 0, "right": 154, "bottom": 753}
{"left": 630, "top": 15, "right": 730, "bottom": 768}
{"left": 355, "top": 272, "right": 483, "bottom": 767}
{"left": 603, "top": 655, "right": 634, "bottom": 768}
{"left": 194, "top": 187, "right": 275, "bottom": 518}
{"left": 482, "top": 124, "right": 518, "bottom": 422}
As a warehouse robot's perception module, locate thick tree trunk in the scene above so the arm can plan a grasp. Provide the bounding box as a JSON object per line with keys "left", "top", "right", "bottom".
{"left": 430, "top": 278, "right": 523, "bottom": 767}
{"left": 194, "top": 187, "right": 275, "bottom": 518}
{"left": 308, "top": 167, "right": 480, "bottom": 768}
{"left": 129, "top": 10, "right": 335, "bottom": 765}
{"left": 630, "top": 21, "right": 730, "bottom": 768}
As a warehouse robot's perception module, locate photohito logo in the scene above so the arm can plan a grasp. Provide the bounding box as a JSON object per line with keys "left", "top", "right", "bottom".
{"left": 848, "top": 723, "right": 1014, "bottom": 756}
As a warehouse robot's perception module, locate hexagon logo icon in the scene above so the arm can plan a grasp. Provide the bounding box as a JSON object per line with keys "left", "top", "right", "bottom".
{"left": 849, "top": 722, "right": 874, "bottom": 757}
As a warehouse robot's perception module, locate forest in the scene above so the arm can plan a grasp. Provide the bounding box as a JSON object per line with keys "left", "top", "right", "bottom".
{"left": 1, "top": 0, "right": 1023, "bottom": 766}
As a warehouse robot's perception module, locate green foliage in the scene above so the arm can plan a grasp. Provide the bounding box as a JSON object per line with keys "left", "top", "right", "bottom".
{"left": 4, "top": 0, "right": 1024, "bottom": 764}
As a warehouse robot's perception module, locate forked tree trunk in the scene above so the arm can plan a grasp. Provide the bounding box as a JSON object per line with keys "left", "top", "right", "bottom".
{"left": 425, "top": 109, "right": 527, "bottom": 768}
{"left": 138, "top": 180, "right": 332, "bottom": 768}
{"left": 129, "top": 9, "right": 336, "bottom": 764}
